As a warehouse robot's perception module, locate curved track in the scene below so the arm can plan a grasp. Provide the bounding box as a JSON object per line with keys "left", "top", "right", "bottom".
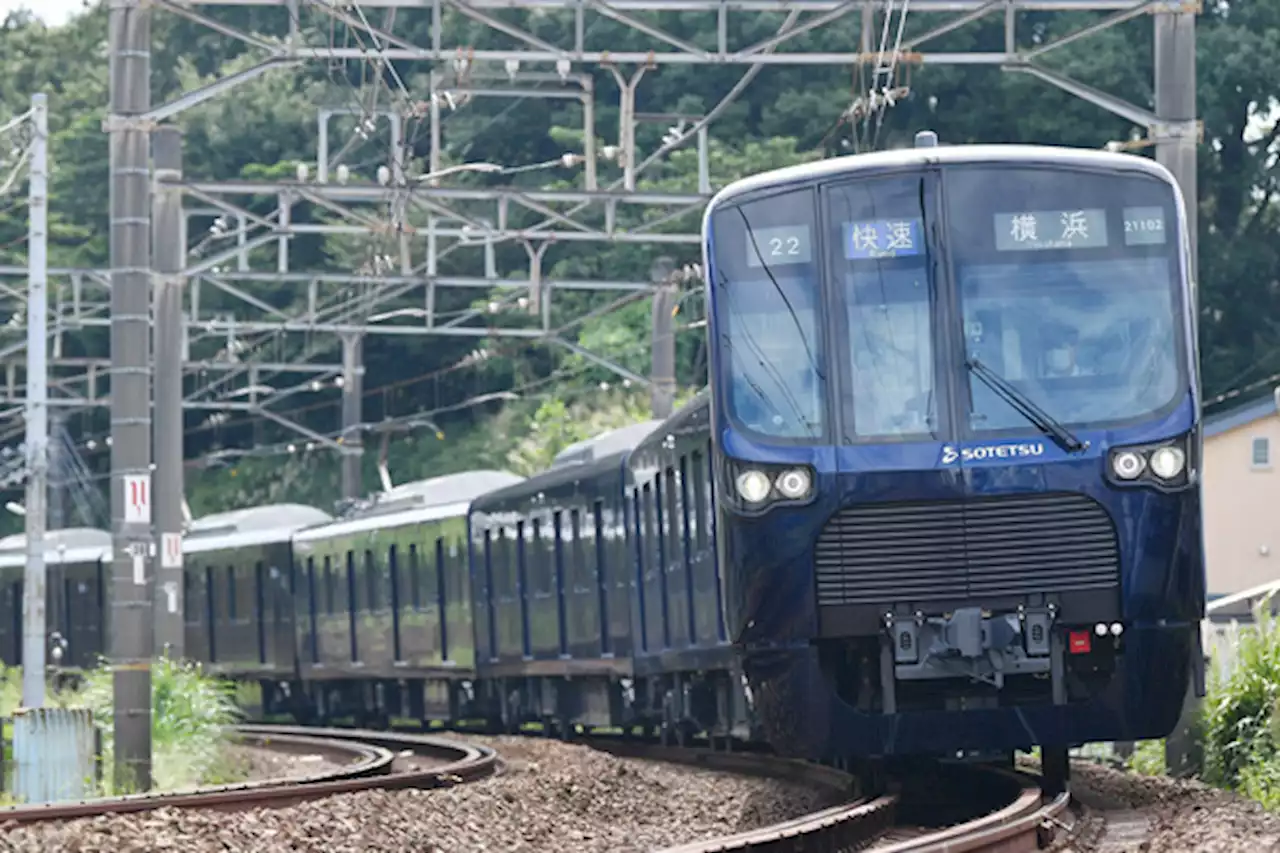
{"left": 615, "top": 743, "right": 1071, "bottom": 853}
{"left": 0, "top": 724, "right": 496, "bottom": 826}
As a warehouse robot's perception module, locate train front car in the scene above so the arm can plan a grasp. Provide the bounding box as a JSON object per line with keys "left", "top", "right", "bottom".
{"left": 703, "top": 139, "right": 1205, "bottom": 779}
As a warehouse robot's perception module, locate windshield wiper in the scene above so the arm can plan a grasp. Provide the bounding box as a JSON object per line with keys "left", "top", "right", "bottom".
{"left": 965, "top": 357, "right": 1087, "bottom": 454}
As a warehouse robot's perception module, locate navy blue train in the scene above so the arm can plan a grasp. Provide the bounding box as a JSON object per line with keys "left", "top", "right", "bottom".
{"left": 701, "top": 135, "right": 1205, "bottom": 779}
{"left": 0, "top": 136, "right": 1204, "bottom": 785}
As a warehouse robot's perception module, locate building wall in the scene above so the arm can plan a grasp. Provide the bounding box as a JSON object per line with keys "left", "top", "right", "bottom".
{"left": 1203, "top": 409, "right": 1280, "bottom": 596}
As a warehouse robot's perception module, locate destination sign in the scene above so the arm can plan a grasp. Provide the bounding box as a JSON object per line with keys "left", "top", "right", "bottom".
{"left": 844, "top": 218, "right": 924, "bottom": 260}
{"left": 746, "top": 225, "right": 814, "bottom": 268}
{"left": 1123, "top": 206, "right": 1167, "bottom": 246}
{"left": 993, "top": 209, "right": 1108, "bottom": 252}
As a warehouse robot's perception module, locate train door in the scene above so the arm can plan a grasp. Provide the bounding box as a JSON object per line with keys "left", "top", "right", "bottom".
{"left": 823, "top": 170, "right": 966, "bottom": 637}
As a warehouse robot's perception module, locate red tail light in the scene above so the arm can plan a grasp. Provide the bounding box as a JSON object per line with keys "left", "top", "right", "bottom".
{"left": 1068, "top": 630, "right": 1092, "bottom": 655}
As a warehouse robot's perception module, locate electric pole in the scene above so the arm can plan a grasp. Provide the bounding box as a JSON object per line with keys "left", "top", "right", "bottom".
{"left": 152, "top": 127, "right": 184, "bottom": 659}
{"left": 107, "top": 0, "right": 154, "bottom": 791}
{"left": 22, "top": 93, "right": 49, "bottom": 710}
{"left": 649, "top": 256, "right": 677, "bottom": 419}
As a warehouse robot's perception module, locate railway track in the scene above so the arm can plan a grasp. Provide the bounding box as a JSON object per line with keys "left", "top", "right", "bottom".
{"left": 0, "top": 721, "right": 1071, "bottom": 853}
{"left": 0, "top": 724, "right": 497, "bottom": 826}
{"left": 594, "top": 741, "right": 1073, "bottom": 853}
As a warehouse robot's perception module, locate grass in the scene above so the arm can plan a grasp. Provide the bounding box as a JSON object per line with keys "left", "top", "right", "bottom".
{"left": 1199, "top": 599, "right": 1280, "bottom": 810}
{"left": 0, "top": 658, "right": 244, "bottom": 796}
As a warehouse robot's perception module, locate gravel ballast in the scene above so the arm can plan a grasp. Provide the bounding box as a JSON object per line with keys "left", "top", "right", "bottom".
{"left": 1058, "top": 761, "right": 1280, "bottom": 853}
{"left": 222, "top": 743, "right": 348, "bottom": 782}
{"left": 0, "top": 735, "right": 844, "bottom": 853}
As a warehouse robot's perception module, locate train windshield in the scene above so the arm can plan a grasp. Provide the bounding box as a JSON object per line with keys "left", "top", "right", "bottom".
{"left": 826, "top": 175, "right": 939, "bottom": 441}
{"left": 945, "top": 166, "right": 1186, "bottom": 433}
{"left": 708, "top": 187, "right": 826, "bottom": 440}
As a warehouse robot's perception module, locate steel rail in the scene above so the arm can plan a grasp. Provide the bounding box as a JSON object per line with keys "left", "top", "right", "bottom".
{"left": 0, "top": 724, "right": 497, "bottom": 825}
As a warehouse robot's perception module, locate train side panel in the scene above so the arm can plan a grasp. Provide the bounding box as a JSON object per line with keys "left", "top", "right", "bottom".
{"left": 626, "top": 396, "right": 755, "bottom": 742}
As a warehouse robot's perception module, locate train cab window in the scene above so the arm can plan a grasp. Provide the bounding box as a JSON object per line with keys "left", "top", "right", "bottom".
{"left": 1254, "top": 437, "right": 1271, "bottom": 469}
{"left": 711, "top": 187, "right": 825, "bottom": 440}
{"left": 408, "top": 544, "right": 422, "bottom": 609}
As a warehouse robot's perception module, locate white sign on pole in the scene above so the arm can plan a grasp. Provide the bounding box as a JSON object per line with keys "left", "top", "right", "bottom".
{"left": 123, "top": 474, "right": 151, "bottom": 524}
{"left": 131, "top": 550, "right": 145, "bottom": 586}
{"left": 163, "top": 582, "right": 178, "bottom": 614}
{"left": 161, "top": 532, "right": 183, "bottom": 569}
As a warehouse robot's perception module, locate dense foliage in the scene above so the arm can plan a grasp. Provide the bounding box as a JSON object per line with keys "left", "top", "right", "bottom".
{"left": 1202, "top": 606, "right": 1280, "bottom": 808}
{"left": 0, "top": 3, "right": 1278, "bottom": 515}
{"left": 0, "top": 659, "right": 242, "bottom": 794}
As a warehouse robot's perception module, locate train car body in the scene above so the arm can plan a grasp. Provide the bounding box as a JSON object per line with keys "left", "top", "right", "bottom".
{"left": 469, "top": 424, "right": 654, "bottom": 732}
{"left": 290, "top": 470, "right": 522, "bottom": 724}
{"left": 0, "top": 528, "right": 111, "bottom": 673}
{"left": 183, "top": 504, "right": 332, "bottom": 687}
{"left": 624, "top": 394, "right": 756, "bottom": 742}
{"left": 701, "top": 137, "right": 1206, "bottom": 763}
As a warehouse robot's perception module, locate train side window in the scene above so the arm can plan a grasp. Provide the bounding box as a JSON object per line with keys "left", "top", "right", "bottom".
{"left": 569, "top": 508, "right": 584, "bottom": 588}
{"left": 665, "top": 466, "right": 681, "bottom": 566}
{"left": 365, "top": 549, "right": 378, "bottom": 610}
{"left": 408, "top": 543, "right": 422, "bottom": 609}
{"left": 591, "top": 500, "right": 610, "bottom": 654}
{"left": 483, "top": 528, "right": 497, "bottom": 659}
{"left": 516, "top": 520, "right": 531, "bottom": 656}
{"left": 553, "top": 510, "right": 567, "bottom": 655}
{"left": 641, "top": 483, "right": 655, "bottom": 576}
{"left": 345, "top": 550, "right": 359, "bottom": 661}
{"left": 324, "top": 556, "right": 335, "bottom": 615}
{"left": 227, "top": 565, "right": 237, "bottom": 621}
{"left": 306, "top": 556, "right": 319, "bottom": 662}
{"left": 389, "top": 544, "right": 402, "bottom": 611}
{"left": 531, "top": 518, "right": 543, "bottom": 590}
{"left": 678, "top": 456, "right": 693, "bottom": 556}
{"left": 204, "top": 566, "right": 217, "bottom": 662}
{"left": 254, "top": 561, "right": 267, "bottom": 664}
{"left": 690, "top": 450, "right": 707, "bottom": 550}
{"left": 434, "top": 537, "right": 447, "bottom": 611}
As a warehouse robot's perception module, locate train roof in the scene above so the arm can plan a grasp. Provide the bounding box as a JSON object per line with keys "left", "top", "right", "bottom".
{"left": 472, "top": 420, "right": 662, "bottom": 513}
{"left": 706, "top": 143, "right": 1178, "bottom": 211}
{"left": 550, "top": 420, "right": 663, "bottom": 468}
{"left": 185, "top": 503, "right": 333, "bottom": 554}
{"left": 0, "top": 527, "right": 111, "bottom": 567}
{"left": 294, "top": 469, "right": 524, "bottom": 541}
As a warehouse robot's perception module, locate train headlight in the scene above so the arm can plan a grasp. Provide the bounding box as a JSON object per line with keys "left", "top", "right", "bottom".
{"left": 735, "top": 470, "right": 772, "bottom": 504}
{"left": 1111, "top": 451, "right": 1145, "bottom": 480}
{"left": 1150, "top": 446, "right": 1186, "bottom": 481}
{"left": 775, "top": 468, "right": 812, "bottom": 500}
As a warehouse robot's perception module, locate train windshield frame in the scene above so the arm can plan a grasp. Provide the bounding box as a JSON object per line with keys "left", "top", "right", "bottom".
{"left": 707, "top": 186, "right": 828, "bottom": 443}
{"left": 707, "top": 160, "right": 1190, "bottom": 445}
{"left": 942, "top": 164, "right": 1188, "bottom": 438}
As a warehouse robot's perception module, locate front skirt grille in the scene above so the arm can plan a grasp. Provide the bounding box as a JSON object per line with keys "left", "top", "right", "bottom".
{"left": 814, "top": 492, "right": 1120, "bottom": 609}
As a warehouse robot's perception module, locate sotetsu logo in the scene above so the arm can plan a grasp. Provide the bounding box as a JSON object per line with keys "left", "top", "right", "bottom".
{"left": 939, "top": 442, "right": 1045, "bottom": 465}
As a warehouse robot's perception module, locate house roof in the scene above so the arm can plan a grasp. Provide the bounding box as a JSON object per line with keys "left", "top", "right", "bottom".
{"left": 1205, "top": 392, "right": 1278, "bottom": 439}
